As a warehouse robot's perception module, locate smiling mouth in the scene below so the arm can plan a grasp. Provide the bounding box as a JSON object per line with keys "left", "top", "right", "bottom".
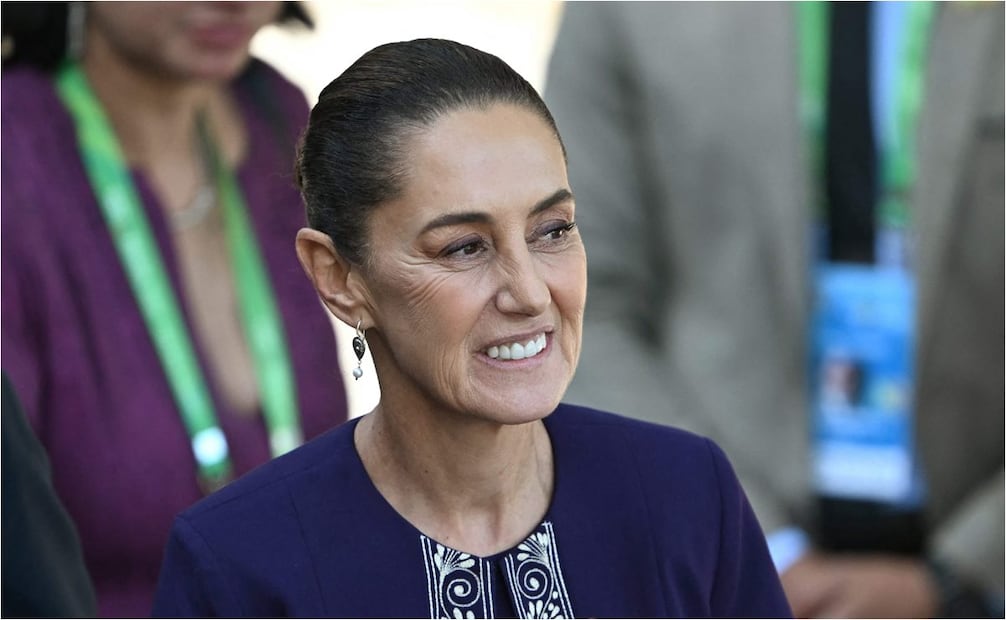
{"left": 486, "top": 333, "right": 547, "bottom": 360}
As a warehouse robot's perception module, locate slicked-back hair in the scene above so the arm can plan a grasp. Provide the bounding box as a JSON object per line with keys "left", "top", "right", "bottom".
{"left": 295, "top": 38, "right": 566, "bottom": 266}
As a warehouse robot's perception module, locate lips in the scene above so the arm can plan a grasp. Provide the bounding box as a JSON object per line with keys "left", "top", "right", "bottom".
{"left": 486, "top": 333, "right": 547, "bottom": 361}
{"left": 190, "top": 23, "right": 253, "bottom": 50}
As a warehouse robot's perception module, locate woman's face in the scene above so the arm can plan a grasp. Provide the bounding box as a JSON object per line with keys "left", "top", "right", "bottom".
{"left": 361, "top": 103, "right": 586, "bottom": 426}
{"left": 86, "top": 1, "right": 281, "bottom": 81}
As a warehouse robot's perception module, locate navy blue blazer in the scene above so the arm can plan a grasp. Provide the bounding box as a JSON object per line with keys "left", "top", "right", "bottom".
{"left": 153, "top": 404, "right": 791, "bottom": 617}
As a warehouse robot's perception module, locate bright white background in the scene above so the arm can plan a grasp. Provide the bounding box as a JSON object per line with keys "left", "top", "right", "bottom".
{"left": 251, "top": 1, "right": 564, "bottom": 418}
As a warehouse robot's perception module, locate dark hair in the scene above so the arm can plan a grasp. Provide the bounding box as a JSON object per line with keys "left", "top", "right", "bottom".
{"left": 1, "top": 1, "right": 313, "bottom": 71}
{"left": 296, "top": 38, "right": 565, "bottom": 266}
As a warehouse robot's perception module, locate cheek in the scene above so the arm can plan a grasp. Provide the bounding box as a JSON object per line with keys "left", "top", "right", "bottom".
{"left": 91, "top": 9, "right": 170, "bottom": 54}
{"left": 397, "top": 271, "right": 459, "bottom": 325}
{"left": 545, "top": 250, "right": 588, "bottom": 320}
{"left": 376, "top": 269, "right": 493, "bottom": 395}
{"left": 377, "top": 267, "right": 487, "bottom": 348}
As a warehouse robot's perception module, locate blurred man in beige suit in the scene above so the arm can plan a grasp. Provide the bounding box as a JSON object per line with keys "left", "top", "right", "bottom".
{"left": 547, "top": 2, "right": 1003, "bottom": 617}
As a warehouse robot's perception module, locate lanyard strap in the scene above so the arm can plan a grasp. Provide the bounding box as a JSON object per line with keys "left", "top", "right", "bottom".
{"left": 797, "top": 1, "right": 935, "bottom": 228}
{"left": 55, "top": 63, "right": 302, "bottom": 492}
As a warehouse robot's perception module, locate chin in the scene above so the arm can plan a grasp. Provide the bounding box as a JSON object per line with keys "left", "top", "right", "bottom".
{"left": 473, "top": 390, "right": 564, "bottom": 427}
{"left": 183, "top": 53, "right": 253, "bottom": 82}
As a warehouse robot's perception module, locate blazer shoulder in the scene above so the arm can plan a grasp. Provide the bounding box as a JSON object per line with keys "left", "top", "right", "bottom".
{"left": 180, "top": 420, "right": 356, "bottom": 524}
{"left": 552, "top": 402, "right": 741, "bottom": 502}
{"left": 551, "top": 402, "right": 717, "bottom": 458}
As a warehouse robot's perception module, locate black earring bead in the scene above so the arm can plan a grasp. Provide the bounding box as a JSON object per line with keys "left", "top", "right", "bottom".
{"left": 352, "top": 336, "right": 366, "bottom": 360}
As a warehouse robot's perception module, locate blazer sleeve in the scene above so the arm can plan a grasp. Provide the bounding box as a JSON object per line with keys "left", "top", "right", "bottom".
{"left": 153, "top": 517, "right": 237, "bottom": 618}
{"left": 705, "top": 439, "right": 793, "bottom": 618}
{"left": 930, "top": 469, "right": 1005, "bottom": 595}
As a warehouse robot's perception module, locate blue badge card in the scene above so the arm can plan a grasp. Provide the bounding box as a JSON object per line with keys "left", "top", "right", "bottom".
{"left": 810, "top": 264, "right": 923, "bottom": 507}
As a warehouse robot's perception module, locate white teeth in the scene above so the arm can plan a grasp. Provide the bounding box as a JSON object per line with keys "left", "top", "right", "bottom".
{"left": 486, "top": 333, "right": 547, "bottom": 360}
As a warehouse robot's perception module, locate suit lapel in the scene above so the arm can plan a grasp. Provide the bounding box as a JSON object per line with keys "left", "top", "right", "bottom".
{"left": 913, "top": 4, "right": 996, "bottom": 347}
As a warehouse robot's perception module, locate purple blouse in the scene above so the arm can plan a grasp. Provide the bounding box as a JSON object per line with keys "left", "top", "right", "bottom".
{"left": 1, "top": 61, "right": 349, "bottom": 617}
{"left": 153, "top": 404, "right": 792, "bottom": 618}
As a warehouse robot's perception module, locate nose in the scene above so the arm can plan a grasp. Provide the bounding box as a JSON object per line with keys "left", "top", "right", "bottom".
{"left": 494, "top": 245, "right": 551, "bottom": 316}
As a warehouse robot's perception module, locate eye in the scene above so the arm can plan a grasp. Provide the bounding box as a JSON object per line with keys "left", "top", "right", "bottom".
{"left": 548, "top": 221, "right": 577, "bottom": 240}
{"left": 442, "top": 236, "right": 489, "bottom": 258}
{"left": 538, "top": 221, "right": 577, "bottom": 242}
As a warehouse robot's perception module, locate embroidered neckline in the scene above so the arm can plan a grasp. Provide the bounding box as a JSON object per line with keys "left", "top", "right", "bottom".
{"left": 421, "top": 521, "right": 575, "bottom": 619}
{"left": 345, "top": 416, "right": 574, "bottom": 618}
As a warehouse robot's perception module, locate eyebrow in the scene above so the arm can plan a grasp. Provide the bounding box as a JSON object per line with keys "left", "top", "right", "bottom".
{"left": 419, "top": 188, "right": 574, "bottom": 235}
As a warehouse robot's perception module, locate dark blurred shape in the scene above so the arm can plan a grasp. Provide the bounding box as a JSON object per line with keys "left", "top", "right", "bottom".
{"left": 2, "top": 372, "right": 97, "bottom": 618}
{"left": 1, "top": 2, "right": 67, "bottom": 69}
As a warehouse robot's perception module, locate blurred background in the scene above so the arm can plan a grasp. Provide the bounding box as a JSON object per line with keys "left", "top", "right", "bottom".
{"left": 251, "top": 0, "right": 564, "bottom": 418}
{"left": 4, "top": 2, "right": 1000, "bottom": 617}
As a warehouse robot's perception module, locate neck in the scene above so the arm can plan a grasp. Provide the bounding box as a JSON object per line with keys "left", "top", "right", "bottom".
{"left": 356, "top": 396, "right": 554, "bottom": 557}
{"left": 80, "top": 37, "right": 222, "bottom": 169}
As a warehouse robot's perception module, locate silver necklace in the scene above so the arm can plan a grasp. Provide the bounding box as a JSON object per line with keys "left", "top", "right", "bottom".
{"left": 170, "top": 111, "right": 219, "bottom": 232}
{"left": 171, "top": 184, "right": 216, "bottom": 231}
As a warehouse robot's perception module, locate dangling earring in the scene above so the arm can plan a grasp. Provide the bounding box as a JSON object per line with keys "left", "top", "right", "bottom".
{"left": 352, "top": 320, "right": 367, "bottom": 380}
{"left": 66, "top": 2, "right": 87, "bottom": 61}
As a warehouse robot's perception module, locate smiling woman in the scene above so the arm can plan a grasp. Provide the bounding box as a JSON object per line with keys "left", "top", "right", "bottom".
{"left": 332, "top": 102, "right": 585, "bottom": 431}
{"left": 152, "top": 39, "right": 792, "bottom": 618}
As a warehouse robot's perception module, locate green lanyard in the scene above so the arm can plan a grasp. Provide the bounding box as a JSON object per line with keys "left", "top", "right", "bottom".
{"left": 797, "top": 1, "right": 936, "bottom": 228}
{"left": 55, "top": 62, "right": 303, "bottom": 492}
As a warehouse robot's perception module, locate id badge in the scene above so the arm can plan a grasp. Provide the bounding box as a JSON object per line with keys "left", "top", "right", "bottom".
{"left": 810, "top": 264, "right": 923, "bottom": 507}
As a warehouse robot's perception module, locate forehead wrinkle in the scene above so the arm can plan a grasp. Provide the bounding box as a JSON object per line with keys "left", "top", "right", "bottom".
{"left": 420, "top": 188, "right": 573, "bottom": 236}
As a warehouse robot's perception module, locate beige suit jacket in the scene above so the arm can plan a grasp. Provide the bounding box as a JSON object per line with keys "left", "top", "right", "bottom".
{"left": 546, "top": 1, "right": 1003, "bottom": 592}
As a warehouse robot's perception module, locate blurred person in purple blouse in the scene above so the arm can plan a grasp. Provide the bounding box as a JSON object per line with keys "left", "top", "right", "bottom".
{"left": 1, "top": 2, "right": 348, "bottom": 615}
{"left": 151, "top": 38, "right": 791, "bottom": 618}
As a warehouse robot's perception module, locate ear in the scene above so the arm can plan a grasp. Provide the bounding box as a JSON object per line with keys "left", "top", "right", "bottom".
{"left": 295, "top": 228, "right": 374, "bottom": 330}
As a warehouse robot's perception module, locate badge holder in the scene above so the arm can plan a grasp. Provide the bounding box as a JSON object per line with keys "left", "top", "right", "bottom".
{"left": 809, "top": 264, "right": 926, "bottom": 553}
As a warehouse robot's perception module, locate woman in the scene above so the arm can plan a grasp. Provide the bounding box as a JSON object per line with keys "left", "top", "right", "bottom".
{"left": 153, "top": 39, "right": 791, "bottom": 618}
{"left": 1, "top": 3, "right": 348, "bottom": 616}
